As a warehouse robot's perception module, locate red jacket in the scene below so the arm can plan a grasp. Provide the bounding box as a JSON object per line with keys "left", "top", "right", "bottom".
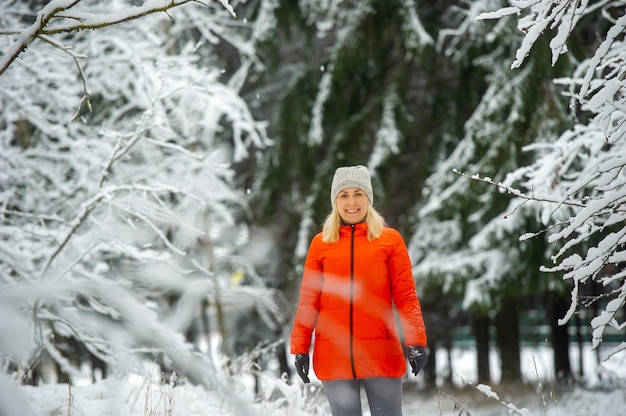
{"left": 290, "top": 223, "right": 427, "bottom": 380}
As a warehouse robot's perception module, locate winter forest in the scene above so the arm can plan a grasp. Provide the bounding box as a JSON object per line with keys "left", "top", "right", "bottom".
{"left": 1, "top": 0, "right": 625, "bottom": 415}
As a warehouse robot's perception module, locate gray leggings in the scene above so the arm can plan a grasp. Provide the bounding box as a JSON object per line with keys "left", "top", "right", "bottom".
{"left": 321, "top": 378, "right": 403, "bottom": 416}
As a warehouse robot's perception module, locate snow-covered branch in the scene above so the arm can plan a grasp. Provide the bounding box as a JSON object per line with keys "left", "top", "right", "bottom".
{"left": 0, "top": 0, "right": 236, "bottom": 77}
{"left": 453, "top": 169, "right": 586, "bottom": 208}
{"left": 477, "top": 0, "right": 598, "bottom": 69}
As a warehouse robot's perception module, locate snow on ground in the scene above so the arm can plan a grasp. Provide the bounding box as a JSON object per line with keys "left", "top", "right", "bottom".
{"left": 4, "top": 345, "right": 625, "bottom": 416}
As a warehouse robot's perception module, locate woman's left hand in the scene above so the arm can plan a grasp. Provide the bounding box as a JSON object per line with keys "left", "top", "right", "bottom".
{"left": 407, "top": 346, "right": 428, "bottom": 375}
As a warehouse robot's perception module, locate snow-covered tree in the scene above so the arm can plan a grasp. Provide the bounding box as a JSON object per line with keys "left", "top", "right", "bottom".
{"left": 408, "top": 0, "right": 576, "bottom": 383}
{"left": 0, "top": 0, "right": 279, "bottom": 392}
{"left": 476, "top": 0, "right": 626, "bottom": 359}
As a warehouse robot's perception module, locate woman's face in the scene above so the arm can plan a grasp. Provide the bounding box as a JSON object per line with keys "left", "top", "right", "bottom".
{"left": 336, "top": 188, "right": 369, "bottom": 224}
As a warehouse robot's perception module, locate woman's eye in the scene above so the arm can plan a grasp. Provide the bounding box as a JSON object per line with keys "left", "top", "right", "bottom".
{"left": 339, "top": 192, "right": 363, "bottom": 199}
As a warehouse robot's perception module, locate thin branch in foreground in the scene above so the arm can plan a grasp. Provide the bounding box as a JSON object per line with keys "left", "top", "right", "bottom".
{"left": 453, "top": 169, "right": 586, "bottom": 208}
{"left": 531, "top": 355, "right": 548, "bottom": 416}
{"left": 437, "top": 390, "right": 472, "bottom": 416}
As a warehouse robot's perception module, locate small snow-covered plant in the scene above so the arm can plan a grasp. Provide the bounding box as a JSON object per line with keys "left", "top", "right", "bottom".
{"left": 474, "top": 384, "right": 533, "bottom": 416}
{"left": 67, "top": 381, "right": 74, "bottom": 416}
{"left": 444, "top": 356, "right": 560, "bottom": 416}
{"left": 141, "top": 368, "right": 178, "bottom": 416}
{"left": 224, "top": 339, "right": 326, "bottom": 415}
{"left": 437, "top": 390, "right": 473, "bottom": 416}
{"left": 259, "top": 378, "right": 326, "bottom": 416}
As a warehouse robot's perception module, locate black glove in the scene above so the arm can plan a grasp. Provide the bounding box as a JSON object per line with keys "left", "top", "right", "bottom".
{"left": 407, "top": 346, "right": 428, "bottom": 376}
{"left": 294, "top": 354, "right": 310, "bottom": 383}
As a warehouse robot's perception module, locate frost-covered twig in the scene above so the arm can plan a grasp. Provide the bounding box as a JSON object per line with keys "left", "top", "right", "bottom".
{"left": 453, "top": 169, "right": 585, "bottom": 208}
{"left": 0, "top": 209, "right": 69, "bottom": 225}
{"left": 98, "top": 109, "right": 155, "bottom": 188}
{"left": 41, "top": 192, "right": 105, "bottom": 275}
{"left": 37, "top": 34, "right": 92, "bottom": 123}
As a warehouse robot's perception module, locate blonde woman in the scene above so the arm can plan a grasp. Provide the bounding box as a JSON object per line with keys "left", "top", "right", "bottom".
{"left": 290, "top": 165, "right": 428, "bottom": 416}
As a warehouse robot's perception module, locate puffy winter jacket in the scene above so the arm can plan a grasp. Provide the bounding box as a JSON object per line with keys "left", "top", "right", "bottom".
{"left": 290, "top": 223, "right": 427, "bottom": 380}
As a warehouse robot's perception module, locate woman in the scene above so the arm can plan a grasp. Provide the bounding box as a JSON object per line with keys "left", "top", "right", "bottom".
{"left": 290, "top": 165, "right": 428, "bottom": 416}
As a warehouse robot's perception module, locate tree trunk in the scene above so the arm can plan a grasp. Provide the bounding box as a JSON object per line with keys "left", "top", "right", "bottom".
{"left": 495, "top": 297, "right": 521, "bottom": 383}
{"left": 423, "top": 341, "right": 437, "bottom": 386}
{"left": 548, "top": 292, "right": 572, "bottom": 383}
{"left": 277, "top": 342, "right": 290, "bottom": 380}
{"left": 444, "top": 337, "right": 454, "bottom": 386}
{"left": 472, "top": 313, "right": 491, "bottom": 384}
{"left": 574, "top": 312, "right": 584, "bottom": 378}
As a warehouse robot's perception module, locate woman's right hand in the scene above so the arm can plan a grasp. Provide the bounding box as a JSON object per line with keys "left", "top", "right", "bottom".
{"left": 294, "top": 354, "right": 310, "bottom": 383}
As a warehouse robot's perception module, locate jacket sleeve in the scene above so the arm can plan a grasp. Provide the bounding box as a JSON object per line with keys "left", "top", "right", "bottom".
{"left": 388, "top": 229, "right": 427, "bottom": 347}
{"left": 290, "top": 235, "right": 324, "bottom": 354}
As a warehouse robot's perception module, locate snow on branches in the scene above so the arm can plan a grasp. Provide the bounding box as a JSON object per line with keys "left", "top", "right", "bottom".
{"left": 0, "top": 0, "right": 274, "bottom": 387}
{"left": 477, "top": 0, "right": 626, "bottom": 358}
{"left": 0, "top": 0, "right": 236, "bottom": 78}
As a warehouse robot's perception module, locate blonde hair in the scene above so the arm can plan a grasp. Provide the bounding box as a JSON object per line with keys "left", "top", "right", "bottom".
{"left": 322, "top": 203, "right": 386, "bottom": 243}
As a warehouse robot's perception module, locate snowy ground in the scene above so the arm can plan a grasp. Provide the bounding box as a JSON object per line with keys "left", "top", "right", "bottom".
{"left": 3, "top": 345, "right": 625, "bottom": 416}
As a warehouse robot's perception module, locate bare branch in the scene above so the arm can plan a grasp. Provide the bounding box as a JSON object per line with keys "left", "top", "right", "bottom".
{"left": 37, "top": 34, "right": 92, "bottom": 122}
{"left": 0, "top": 209, "right": 69, "bottom": 225}
{"left": 41, "top": 191, "right": 104, "bottom": 275}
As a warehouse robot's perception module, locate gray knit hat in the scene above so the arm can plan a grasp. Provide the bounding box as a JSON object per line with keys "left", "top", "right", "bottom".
{"left": 330, "top": 165, "right": 373, "bottom": 207}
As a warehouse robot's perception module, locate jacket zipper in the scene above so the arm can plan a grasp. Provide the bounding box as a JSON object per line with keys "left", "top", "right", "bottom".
{"left": 349, "top": 224, "right": 357, "bottom": 379}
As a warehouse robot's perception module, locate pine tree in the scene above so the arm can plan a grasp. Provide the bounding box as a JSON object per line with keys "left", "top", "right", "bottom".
{"left": 408, "top": 0, "right": 575, "bottom": 383}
